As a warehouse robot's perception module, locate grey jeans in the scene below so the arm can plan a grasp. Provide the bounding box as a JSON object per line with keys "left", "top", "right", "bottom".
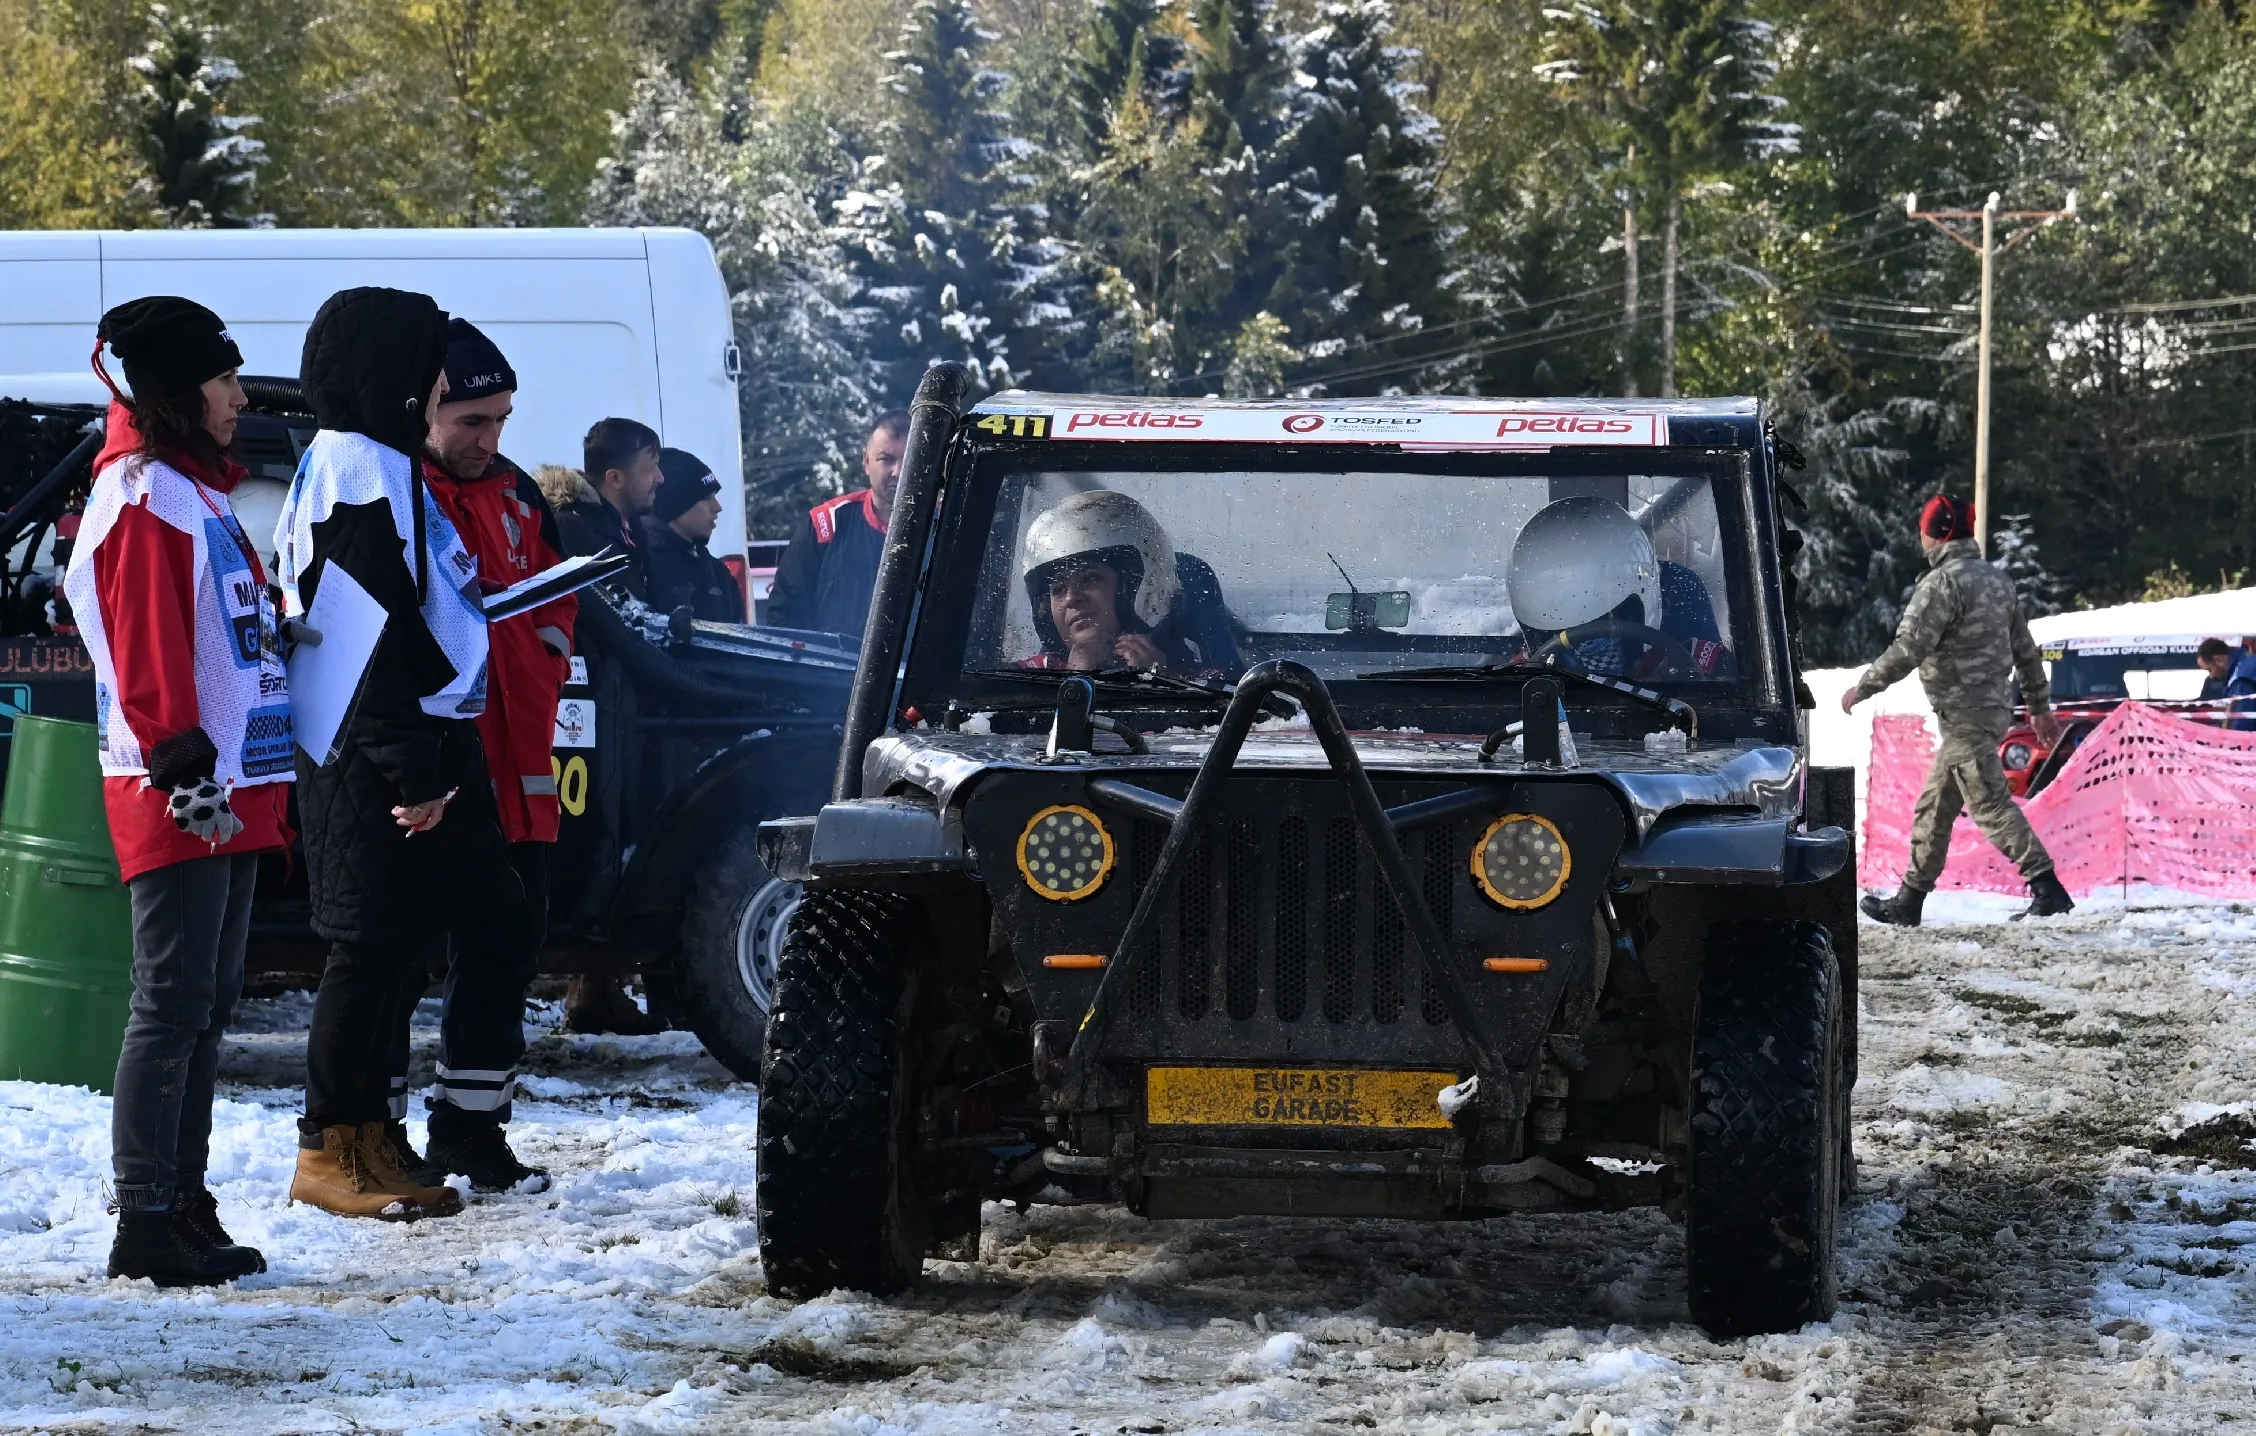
{"left": 112, "top": 853, "right": 258, "bottom": 1212}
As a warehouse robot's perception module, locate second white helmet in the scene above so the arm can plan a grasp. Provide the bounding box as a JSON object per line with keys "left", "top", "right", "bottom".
{"left": 1507, "top": 495, "right": 1660, "bottom": 633}
{"left": 1021, "top": 489, "right": 1181, "bottom": 631}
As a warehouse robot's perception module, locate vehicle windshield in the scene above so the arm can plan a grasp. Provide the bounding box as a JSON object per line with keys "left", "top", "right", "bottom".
{"left": 2041, "top": 644, "right": 2208, "bottom": 703}
{"left": 961, "top": 462, "right": 1743, "bottom": 686}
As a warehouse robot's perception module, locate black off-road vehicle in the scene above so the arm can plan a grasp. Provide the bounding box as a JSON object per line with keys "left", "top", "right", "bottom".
{"left": 757, "top": 367, "right": 1857, "bottom": 1337}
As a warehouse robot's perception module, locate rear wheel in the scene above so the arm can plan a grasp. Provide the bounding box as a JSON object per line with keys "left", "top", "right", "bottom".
{"left": 677, "top": 827, "right": 800, "bottom": 1081}
{"left": 756, "top": 889, "right": 928, "bottom": 1299}
{"left": 1686, "top": 919, "right": 1843, "bottom": 1336}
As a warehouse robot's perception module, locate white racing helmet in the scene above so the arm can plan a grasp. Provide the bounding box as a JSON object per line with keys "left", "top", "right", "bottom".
{"left": 1507, "top": 495, "right": 1660, "bottom": 632}
{"left": 1022, "top": 490, "right": 1181, "bottom": 642}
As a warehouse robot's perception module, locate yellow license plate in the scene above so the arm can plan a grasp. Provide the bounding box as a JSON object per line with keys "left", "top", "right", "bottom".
{"left": 1145, "top": 1066, "right": 1460, "bottom": 1129}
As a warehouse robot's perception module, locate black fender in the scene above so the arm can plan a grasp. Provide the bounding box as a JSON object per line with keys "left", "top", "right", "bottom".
{"left": 609, "top": 724, "right": 840, "bottom": 951}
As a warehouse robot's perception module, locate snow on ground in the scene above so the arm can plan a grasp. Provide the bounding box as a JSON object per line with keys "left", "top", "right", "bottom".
{"left": 6, "top": 902, "right": 2256, "bottom": 1433}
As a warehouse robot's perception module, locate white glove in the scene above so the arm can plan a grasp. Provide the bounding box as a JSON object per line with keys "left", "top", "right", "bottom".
{"left": 167, "top": 778, "right": 245, "bottom": 845}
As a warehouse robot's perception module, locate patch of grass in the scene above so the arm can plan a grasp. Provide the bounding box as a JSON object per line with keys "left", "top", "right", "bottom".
{"left": 713, "top": 1192, "right": 742, "bottom": 1218}
{"left": 1952, "top": 987, "right": 2069, "bottom": 1029}
{"left": 2152, "top": 1113, "right": 2256, "bottom": 1167}
{"left": 734, "top": 1338, "right": 918, "bottom": 1383}
{"left": 595, "top": 1233, "right": 641, "bottom": 1250}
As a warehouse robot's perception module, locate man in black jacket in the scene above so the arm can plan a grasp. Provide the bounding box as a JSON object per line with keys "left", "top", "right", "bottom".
{"left": 764, "top": 410, "right": 906, "bottom": 635}
{"left": 279, "top": 286, "right": 519, "bottom": 1221}
{"left": 555, "top": 417, "right": 661, "bottom": 600}
{"left": 643, "top": 447, "right": 745, "bottom": 623}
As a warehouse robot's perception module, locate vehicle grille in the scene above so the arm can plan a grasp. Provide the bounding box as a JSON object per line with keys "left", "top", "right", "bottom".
{"left": 1124, "top": 814, "right": 1460, "bottom": 1029}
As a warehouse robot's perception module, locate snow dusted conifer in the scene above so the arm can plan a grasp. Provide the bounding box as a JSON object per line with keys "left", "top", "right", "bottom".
{"left": 1269, "top": 0, "right": 1454, "bottom": 391}
{"left": 1069, "top": 0, "right": 1189, "bottom": 160}
{"left": 1539, "top": 0, "right": 1794, "bottom": 395}
{"left": 130, "top": 3, "right": 266, "bottom": 228}
{"left": 1189, "top": 0, "right": 1291, "bottom": 162}
{"left": 844, "top": 0, "right": 1073, "bottom": 399}
{"left": 588, "top": 66, "right": 887, "bottom": 536}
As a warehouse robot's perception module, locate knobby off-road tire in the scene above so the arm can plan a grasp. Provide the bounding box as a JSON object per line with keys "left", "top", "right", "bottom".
{"left": 1686, "top": 919, "right": 1844, "bottom": 1337}
{"left": 756, "top": 888, "right": 927, "bottom": 1299}
{"left": 676, "top": 826, "right": 800, "bottom": 1081}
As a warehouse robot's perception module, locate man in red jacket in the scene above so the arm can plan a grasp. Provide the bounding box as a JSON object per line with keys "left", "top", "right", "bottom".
{"left": 389, "top": 319, "right": 577, "bottom": 1192}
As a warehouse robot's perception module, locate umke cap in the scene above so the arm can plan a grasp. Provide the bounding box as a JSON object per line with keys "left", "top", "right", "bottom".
{"left": 441, "top": 318, "right": 516, "bottom": 405}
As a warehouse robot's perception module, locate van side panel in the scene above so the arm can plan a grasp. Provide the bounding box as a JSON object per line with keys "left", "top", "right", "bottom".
{"left": 643, "top": 229, "right": 746, "bottom": 560}
{"left": 98, "top": 232, "right": 664, "bottom": 479}
{"left": 0, "top": 234, "right": 102, "bottom": 391}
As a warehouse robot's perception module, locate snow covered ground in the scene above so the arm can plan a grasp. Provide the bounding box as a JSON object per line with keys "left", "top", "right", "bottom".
{"left": 6, "top": 899, "right": 2256, "bottom": 1434}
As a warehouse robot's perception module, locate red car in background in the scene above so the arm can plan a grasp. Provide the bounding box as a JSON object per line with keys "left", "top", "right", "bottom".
{"left": 2002, "top": 635, "right": 2221, "bottom": 796}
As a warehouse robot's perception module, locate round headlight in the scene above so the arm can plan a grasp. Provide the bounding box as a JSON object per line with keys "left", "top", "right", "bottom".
{"left": 1017, "top": 805, "right": 1115, "bottom": 902}
{"left": 2002, "top": 742, "right": 2035, "bottom": 771}
{"left": 1471, "top": 813, "right": 1571, "bottom": 910}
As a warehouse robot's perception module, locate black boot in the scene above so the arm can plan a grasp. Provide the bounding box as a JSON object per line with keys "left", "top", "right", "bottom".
{"left": 176, "top": 1187, "right": 266, "bottom": 1278}
{"left": 2015, "top": 871, "right": 2075, "bottom": 921}
{"left": 427, "top": 1122, "right": 551, "bottom": 1194}
{"left": 107, "top": 1209, "right": 244, "bottom": 1287}
{"left": 379, "top": 1121, "right": 448, "bottom": 1188}
{"left": 1860, "top": 886, "right": 1927, "bottom": 927}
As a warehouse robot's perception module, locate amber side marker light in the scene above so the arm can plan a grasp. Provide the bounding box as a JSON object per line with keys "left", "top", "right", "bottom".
{"left": 1043, "top": 954, "right": 1110, "bottom": 969}
{"left": 1482, "top": 957, "right": 1550, "bottom": 974}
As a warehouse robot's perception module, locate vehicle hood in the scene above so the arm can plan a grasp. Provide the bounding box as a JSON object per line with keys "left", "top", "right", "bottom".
{"left": 864, "top": 728, "right": 1804, "bottom": 838}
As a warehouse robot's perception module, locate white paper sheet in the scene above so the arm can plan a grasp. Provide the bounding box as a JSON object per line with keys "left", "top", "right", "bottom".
{"left": 287, "top": 564, "right": 387, "bottom": 766}
{"left": 482, "top": 552, "right": 630, "bottom": 621}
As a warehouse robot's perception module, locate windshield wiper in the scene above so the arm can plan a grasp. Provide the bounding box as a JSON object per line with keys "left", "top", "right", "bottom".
{"left": 1359, "top": 654, "right": 1697, "bottom": 738}
{"left": 1358, "top": 660, "right": 1553, "bottom": 682}
{"left": 962, "top": 667, "right": 1298, "bottom": 718}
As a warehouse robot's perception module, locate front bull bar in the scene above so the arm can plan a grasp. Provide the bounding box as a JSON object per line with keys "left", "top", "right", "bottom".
{"left": 1058, "top": 660, "right": 1508, "bottom": 1119}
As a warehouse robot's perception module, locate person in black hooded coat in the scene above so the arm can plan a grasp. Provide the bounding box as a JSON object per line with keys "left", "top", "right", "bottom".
{"left": 283, "top": 286, "right": 518, "bottom": 1221}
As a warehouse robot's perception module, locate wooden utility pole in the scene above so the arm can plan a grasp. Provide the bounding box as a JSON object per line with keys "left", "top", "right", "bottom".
{"left": 1906, "top": 190, "right": 2078, "bottom": 557}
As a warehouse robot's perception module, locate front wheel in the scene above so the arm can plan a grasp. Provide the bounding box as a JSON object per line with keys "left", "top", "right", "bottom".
{"left": 756, "top": 889, "right": 928, "bottom": 1299}
{"left": 1686, "top": 919, "right": 1843, "bottom": 1336}
{"left": 676, "top": 828, "right": 800, "bottom": 1081}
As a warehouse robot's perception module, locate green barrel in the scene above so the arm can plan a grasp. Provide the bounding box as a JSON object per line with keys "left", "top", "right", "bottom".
{"left": 0, "top": 714, "right": 134, "bottom": 1091}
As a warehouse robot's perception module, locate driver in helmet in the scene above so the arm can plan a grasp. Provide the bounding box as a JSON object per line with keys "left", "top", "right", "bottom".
{"left": 1504, "top": 495, "right": 1729, "bottom": 678}
{"left": 1020, "top": 490, "right": 1201, "bottom": 672}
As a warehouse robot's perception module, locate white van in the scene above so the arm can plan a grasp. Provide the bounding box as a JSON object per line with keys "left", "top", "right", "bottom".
{"left": 0, "top": 227, "right": 745, "bottom": 565}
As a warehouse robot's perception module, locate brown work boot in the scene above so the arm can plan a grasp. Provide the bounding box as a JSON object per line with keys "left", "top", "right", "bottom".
{"left": 562, "top": 975, "right": 665, "bottom": 1036}
{"left": 288, "top": 1124, "right": 461, "bottom": 1221}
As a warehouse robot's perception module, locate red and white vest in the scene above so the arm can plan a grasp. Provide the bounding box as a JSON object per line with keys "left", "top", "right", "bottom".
{"left": 63, "top": 454, "right": 294, "bottom": 785}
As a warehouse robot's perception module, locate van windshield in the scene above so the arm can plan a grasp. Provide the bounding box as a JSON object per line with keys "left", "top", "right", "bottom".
{"left": 960, "top": 463, "right": 1742, "bottom": 686}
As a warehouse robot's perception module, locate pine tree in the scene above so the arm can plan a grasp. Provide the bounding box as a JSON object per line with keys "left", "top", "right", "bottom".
{"left": 1067, "top": 0, "right": 1187, "bottom": 159}
{"left": 1188, "top": 0, "right": 1289, "bottom": 161}
{"left": 588, "top": 68, "right": 886, "bottom": 536}
{"left": 130, "top": 2, "right": 266, "bottom": 228}
{"left": 1537, "top": 0, "right": 1793, "bottom": 395}
{"left": 1267, "top": 1, "right": 1455, "bottom": 391}
{"left": 844, "top": 0, "right": 1071, "bottom": 398}
{"left": 1076, "top": 31, "right": 1233, "bottom": 392}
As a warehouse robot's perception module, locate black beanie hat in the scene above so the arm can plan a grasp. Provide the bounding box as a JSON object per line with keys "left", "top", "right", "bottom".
{"left": 654, "top": 447, "right": 722, "bottom": 522}
{"left": 441, "top": 318, "right": 516, "bottom": 405}
{"left": 96, "top": 296, "right": 243, "bottom": 403}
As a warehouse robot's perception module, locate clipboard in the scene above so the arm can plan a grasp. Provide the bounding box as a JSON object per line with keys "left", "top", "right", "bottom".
{"left": 483, "top": 551, "right": 632, "bottom": 622}
{"left": 287, "top": 564, "right": 387, "bottom": 766}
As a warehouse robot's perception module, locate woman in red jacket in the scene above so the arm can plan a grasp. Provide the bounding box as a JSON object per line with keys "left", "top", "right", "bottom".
{"left": 62, "top": 298, "right": 293, "bottom": 1286}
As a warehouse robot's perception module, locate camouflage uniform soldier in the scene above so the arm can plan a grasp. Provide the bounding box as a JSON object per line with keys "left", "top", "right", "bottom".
{"left": 1842, "top": 495, "right": 2076, "bottom": 926}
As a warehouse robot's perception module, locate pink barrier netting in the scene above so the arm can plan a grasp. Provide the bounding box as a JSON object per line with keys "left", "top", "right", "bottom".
{"left": 1860, "top": 703, "right": 2256, "bottom": 898}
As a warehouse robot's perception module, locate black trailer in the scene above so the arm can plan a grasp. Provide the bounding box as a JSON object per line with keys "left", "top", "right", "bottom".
{"left": 0, "top": 387, "right": 852, "bottom": 1080}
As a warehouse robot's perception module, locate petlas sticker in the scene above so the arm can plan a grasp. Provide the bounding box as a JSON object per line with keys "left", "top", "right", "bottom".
{"left": 986, "top": 405, "right": 1668, "bottom": 448}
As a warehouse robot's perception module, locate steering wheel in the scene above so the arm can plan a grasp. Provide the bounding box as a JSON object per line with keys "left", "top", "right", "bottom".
{"left": 1535, "top": 620, "right": 1699, "bottom": 678}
